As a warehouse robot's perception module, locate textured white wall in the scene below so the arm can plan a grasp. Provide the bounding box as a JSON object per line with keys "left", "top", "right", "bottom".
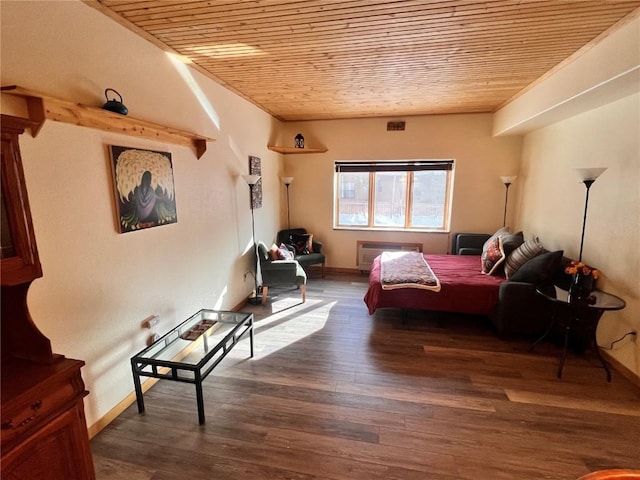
{"left": 1, "top": 1, "right": 283, "bottom": 429}
{"left": 517, "top": 93, "right": 640, "bottom": 376}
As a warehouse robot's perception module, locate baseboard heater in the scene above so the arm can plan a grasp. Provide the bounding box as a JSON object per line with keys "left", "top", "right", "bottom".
{"left": 356, "top": 241, "right": 423, "bottom": 272}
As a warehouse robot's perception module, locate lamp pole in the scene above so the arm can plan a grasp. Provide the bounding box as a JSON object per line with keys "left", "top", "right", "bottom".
{"left": 499, "top": 176, "right": 517, "bottom": 228}
{"left": 242, "top": 174, "right": 262, "bottom": 304}
{"left": 578, "top": 179, "right": 595, "bottom": 262}
{"left": 281, "top": 176, "right": 294, "bottom": 235}
{"left": 574, "top": 167, "right": 606, "bottom": 263}
{"left": 248, "top": 183, "right": 260, "bottom": 304}
{"left": 502, "top": 182, "right": 511, "bottom": 228}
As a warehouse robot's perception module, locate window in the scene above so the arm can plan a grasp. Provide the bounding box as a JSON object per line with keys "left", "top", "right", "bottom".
{"left": 334, "top": 160, "right": 453, "bottom": 231}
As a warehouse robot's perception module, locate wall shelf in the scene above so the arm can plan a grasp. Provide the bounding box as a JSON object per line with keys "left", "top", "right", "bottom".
{"left": 268, "top": 145, "right": 327, "bottom": 154}
{"left": 1, "top": 85, "right": 215, "bottom": 159}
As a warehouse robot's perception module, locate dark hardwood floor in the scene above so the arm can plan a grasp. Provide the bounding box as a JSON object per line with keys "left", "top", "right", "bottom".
{"left": 91, "top": 273, "right": 640, "bottom": 480}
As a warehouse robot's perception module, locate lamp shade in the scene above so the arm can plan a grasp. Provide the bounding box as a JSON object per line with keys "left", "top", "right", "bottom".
{"left": 281, "top": 176, "right": 294, "bottom": 185}
{"left": 500, "top": 175, "right": 517, "bottom": 185}
{"left": 575, "top": 167, "right": 607, "bottom": 181}
{"left": 241, "top": 174, "right": 261, "bottom": 185}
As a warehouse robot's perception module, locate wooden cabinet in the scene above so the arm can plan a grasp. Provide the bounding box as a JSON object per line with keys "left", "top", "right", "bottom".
{"left": 1, "top": 115, "right": 43, "bottom": 286}
{"left": 1, "top": 115, "right": 95, "bottom": 479}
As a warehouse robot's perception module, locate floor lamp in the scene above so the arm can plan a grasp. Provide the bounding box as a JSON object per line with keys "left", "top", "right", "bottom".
{"left": 499, "top": 176, "right": 517, "bottom": 227}
{"left": 575, "top": 167, "right": 607, "bottom": 262}
{"left": 281, "top": 176, "right": 294, "bottom": 233}
{"left": 242, "top": 174, "right": 262, "bottom": 305}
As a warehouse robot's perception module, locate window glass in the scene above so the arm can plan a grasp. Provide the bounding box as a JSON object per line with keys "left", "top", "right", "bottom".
{"left": 336, "top": 172, "right": 369, "bottom": 226}
{"left": 373, "top": 172, "right": 407, "bottom": 227}
{"left": 410, "top": 170, "right": 447, "bottom": 228}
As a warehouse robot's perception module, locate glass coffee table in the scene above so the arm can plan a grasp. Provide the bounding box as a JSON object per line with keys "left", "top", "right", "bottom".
{"left": 131, "top": 309, "right": 253, "bottom": 424}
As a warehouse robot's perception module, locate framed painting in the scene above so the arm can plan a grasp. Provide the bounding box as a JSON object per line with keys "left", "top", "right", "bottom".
{"left": 249, "top": 155, "right": 262, "bottom": 209}
{"left": 109, "top": 145, "right": 178, "bottom": 233}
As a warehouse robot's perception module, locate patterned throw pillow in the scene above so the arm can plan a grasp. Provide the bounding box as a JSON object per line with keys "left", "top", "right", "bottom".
{"left": 481, "top": 236, "right": 506, "bottom": 275}
{"left": 291, "top": 233, "right": 311, "bottom": 255}
{"left": 278, "top": 243, "right": 294, "bottom": 260}
{"left": 504, "top": 239, "right": 545, "bottom": 279}
{"left": 268, "top": 243, "right": 280, "bottom": 260}
{"left": 482, "top": 227, "right": 510, "bottom": 251}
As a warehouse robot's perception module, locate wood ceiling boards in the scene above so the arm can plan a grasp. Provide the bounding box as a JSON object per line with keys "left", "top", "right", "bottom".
{"left": 86, "top": 1, "right": 640, "bottom": 121}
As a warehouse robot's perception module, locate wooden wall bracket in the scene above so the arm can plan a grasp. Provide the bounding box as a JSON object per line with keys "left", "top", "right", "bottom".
{"left": 1, "top": 85, "right": 215, "bottom": 159}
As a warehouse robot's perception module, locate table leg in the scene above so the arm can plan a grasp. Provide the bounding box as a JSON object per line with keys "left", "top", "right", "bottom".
{"left": 530, "top": 309, "right": 556, "bottom": 352}
{"left": 195, "top": 374, "right": 205, "bottom": 425}
{"left": 249, "top": 318, "right": 254, "bottom": 358}
{"left": 131, "top": 360, "right": 145, "bottom": 413}
{"left": 590, "top": 311, "right": 611, "bottom": 382}
{"left": 557, "top": 318, "right": 572, "bottom": 379}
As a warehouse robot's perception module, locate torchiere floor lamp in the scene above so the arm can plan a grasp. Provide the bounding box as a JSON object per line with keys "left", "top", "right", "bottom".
{"left": 242, "top": 174, "right": 262, "bottom": 305}
{"left": 281, "top": 176, "right": 294, "bottom": 233}
{"left": 499, "top": 175, "right": 517, "bottom": 227}
{"left": 574, "top": 167, "right": 607, "bottom": 262}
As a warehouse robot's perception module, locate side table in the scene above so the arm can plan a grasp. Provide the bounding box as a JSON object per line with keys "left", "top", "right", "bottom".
{"left": 533, "top": 286, "right": 625, "bottom": 381}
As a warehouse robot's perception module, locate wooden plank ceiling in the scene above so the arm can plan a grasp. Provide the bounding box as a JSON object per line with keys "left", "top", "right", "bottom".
{"left": 88, "top": 0, "right": 640, "bottom": 121}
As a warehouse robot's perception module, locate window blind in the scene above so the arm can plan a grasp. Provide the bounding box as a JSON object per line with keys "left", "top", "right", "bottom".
{"left": 335, "top": 160, "right": 453, "bottom": 172}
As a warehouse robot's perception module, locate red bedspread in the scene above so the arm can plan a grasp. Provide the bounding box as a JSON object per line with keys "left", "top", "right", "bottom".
{"left": 364, "top": 254, "right": 505, "bottom": 315}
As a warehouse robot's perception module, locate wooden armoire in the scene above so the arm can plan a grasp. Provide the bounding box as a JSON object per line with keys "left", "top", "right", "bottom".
{"left": 1, "top": 114, "right": 96, "bottom": 479}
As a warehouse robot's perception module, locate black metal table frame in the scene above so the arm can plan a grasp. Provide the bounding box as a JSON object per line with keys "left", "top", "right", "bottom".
{"left": 131, "top": 310, "right": 253, "bottom": 424}
{"left": 532, "top": 288, "right": 625, "bottom": 382}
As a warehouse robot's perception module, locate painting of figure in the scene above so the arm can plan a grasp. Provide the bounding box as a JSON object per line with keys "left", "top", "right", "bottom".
{"left": 249, "top": 155, "right": 262, "bottom": 209}
{"left": 109, "top": 145, "right": 178, "bottom": 233}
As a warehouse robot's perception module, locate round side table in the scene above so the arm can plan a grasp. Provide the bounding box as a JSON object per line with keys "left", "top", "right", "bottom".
{"left": 533, "top": 285, "right": 626, "bottom": 381}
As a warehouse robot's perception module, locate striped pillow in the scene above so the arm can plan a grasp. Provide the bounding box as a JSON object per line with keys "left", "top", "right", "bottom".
{"left": 504, "top": 239, "right": 545, "bottom": 279}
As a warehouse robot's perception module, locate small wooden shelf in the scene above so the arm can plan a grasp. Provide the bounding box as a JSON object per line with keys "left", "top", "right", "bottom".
{"left": 1, "top": 85, "right": 215, "bottom": 159}
{"left": 268, "top": 145, "right": 327, "bottom": 154}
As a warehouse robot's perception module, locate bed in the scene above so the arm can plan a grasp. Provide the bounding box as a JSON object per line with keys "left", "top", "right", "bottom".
{"left": 364, "top": 253, "right": 505, "bottom": 316}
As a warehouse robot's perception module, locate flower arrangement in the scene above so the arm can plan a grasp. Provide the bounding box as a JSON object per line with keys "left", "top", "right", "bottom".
{"left": 565, "top": 261, "right": 599, "bottom": 303}
{"left": 565, "top": 261, "right": 599, "bottom": 279}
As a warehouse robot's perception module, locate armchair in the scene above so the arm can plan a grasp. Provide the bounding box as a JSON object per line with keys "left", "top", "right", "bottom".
{"left": 277, "top": 228, "right": 326, "bottom": 278}
{"left": 256, "top": 242, "right": 306, "bottom": 305}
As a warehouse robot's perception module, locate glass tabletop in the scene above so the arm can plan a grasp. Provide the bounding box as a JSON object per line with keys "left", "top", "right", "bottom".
{"left": 132, "top": 309, "right": 252, "bottom": 366}
{"left": 537, "top": 286, "right": 626, "bottom": 311}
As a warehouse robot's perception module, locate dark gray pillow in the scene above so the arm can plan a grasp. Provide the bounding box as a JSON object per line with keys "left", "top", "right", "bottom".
{"left": 501, "top": 231, "right": 524, "bottom": 257}
{"left": 509, "top": 250, "right": 564, "bottom": 284}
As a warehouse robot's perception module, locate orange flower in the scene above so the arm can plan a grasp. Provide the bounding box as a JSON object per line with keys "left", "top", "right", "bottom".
{"left": 565, "top": 260, "right": 600, "bottom": 278}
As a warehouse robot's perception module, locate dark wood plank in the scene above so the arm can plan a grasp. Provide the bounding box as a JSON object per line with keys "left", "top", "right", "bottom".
{"left": 91, "top": 273, "right": 640, "bottom": 480}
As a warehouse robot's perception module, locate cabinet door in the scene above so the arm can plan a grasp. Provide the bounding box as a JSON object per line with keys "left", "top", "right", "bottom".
{"left": 1, "top": 116, "right": 42, "bottom": 286}
{"left": 1, "top": 405, "right": 96, "bottom": 480}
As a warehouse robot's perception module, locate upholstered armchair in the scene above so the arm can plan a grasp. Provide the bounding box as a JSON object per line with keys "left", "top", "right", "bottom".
{"left": 277, "top": 228, "right": 326, "bottom": 278}
{"left": 256, "top": 242, "right": 306, "bottom": 305}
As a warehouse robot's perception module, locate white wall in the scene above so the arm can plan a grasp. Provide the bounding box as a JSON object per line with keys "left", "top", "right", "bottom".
{"left": 1, "top": 1, "right": 283, "bottom": 429}
{"left": 516, "top": 93, "right": 640, "bottom": 376}
{"left": 277, "top": 115, "right": 522, "bottom": 268}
